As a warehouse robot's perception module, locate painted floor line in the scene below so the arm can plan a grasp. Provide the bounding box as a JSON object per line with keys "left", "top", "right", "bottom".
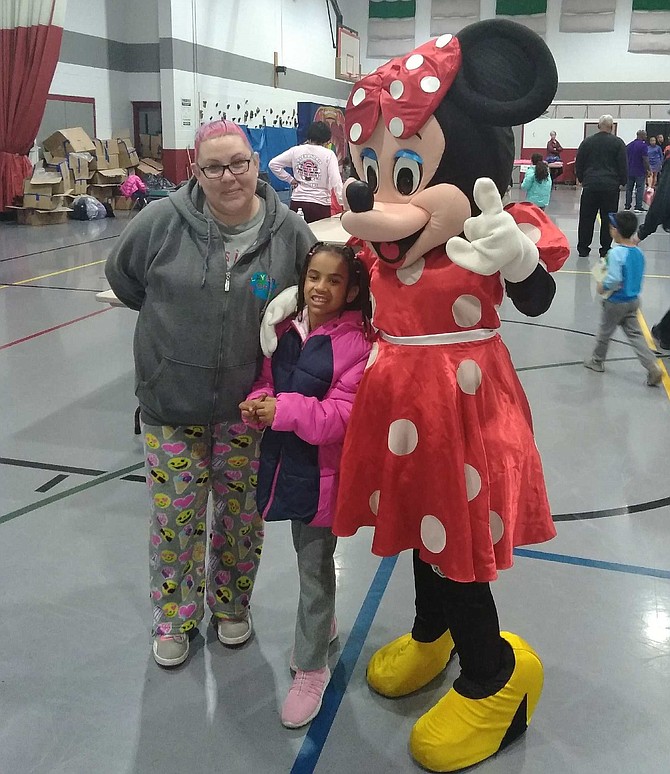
{"left": 0, "top": 307, "right": 112, "bottom": 350}
{"left": 514, "top": 547, "right": 670, "bottom": 580}
{"left": 291, "top": 554, "right": 398, "bottom": 774}
{"left": 0, "top": 234, "right": 119, "bottom": 263}
{"left": 0, "top": 258, "right": 106, "bottom": 291}
{"left": 0, "top": 461, "right": 144, "bottom": 526}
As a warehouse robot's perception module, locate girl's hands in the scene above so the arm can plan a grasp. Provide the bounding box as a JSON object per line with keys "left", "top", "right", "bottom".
{"left": 254, "top": 397, "right": 277, "bottom": 426}
{"left": 239, "top": 394, "right": 276, "bottom": 427}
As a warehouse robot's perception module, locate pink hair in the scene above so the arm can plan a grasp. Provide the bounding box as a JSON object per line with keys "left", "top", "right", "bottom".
{"left": 194, "top": 119, "right": 252, "bottom": 158}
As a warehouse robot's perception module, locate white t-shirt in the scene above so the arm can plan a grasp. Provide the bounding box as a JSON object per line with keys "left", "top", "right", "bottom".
{"left": 269, "top": 143, "right": 343, "bottom": 207}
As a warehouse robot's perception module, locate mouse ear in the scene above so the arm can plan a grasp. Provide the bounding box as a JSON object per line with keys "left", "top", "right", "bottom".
{"left": 450, "top": 19, "right": 557, "bottom": 127}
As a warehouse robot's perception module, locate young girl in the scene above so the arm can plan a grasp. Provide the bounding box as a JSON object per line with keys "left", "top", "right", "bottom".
{"left": 239, "top": 242, "right": 373, "bottom": 728}
{"left": 647, "top": 135, "right": 663, "bottom": 189}
{"left": 521, "top": 152, "right": 552, "bottom": 209}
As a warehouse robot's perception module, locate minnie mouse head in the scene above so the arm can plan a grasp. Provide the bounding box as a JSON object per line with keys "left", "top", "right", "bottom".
{"left": 343, "top": 20, "right": 558, "bottom": 269}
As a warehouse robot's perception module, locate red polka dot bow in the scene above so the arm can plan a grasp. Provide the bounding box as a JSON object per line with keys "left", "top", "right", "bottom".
{"left": 346, "top": 34, "right": 462, "bottom": 145}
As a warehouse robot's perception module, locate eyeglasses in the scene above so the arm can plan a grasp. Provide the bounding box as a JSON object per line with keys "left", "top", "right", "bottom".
{"left": 198, "top": 159, "right": 252, "bottom": 179}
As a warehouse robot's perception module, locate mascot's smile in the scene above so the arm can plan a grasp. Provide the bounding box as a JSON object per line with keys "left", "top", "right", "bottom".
{"left": 372, "top": 228, "right": 424, "bottom": 264}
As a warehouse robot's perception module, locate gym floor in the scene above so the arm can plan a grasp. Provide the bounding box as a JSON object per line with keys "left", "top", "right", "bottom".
{"left": 1, "top": 187, "right": 669, "bottom": 774}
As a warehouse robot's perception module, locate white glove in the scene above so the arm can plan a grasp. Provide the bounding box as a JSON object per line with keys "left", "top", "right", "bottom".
{"left": 446, "top": 178, "right": 539, "bottom": 283}
{"left": 260, "top": 285, "right": 298, "bottom": 356}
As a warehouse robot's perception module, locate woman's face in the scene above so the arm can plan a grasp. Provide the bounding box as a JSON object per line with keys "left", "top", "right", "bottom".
{"left": 650, "top": 137, "right": 657, "bottom": 145}
{"left": 194, "top": 134, "right": 259, "bottom": 224}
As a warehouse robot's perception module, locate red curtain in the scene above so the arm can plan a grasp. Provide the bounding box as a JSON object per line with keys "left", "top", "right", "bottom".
{"left": 0, "top": 1, "right": 66, "bottom": 211}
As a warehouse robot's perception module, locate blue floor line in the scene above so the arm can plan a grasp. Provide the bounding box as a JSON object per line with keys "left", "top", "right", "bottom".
{"left": 514, "top": 547, "right": 670, "bottom": 580}
{"left": 291, "top": 554, "right": 398, "bottom": 774}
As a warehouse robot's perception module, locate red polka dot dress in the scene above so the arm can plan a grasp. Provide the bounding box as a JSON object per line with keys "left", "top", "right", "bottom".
{"left": 333, "top": 211, "right": 565, "bottom": 582}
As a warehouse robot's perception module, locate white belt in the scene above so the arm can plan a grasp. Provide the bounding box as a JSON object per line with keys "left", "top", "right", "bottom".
{"left": 379, "top": 329, "right": 497, "bottom": 346}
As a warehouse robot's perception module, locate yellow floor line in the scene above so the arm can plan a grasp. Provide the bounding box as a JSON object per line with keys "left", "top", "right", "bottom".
{"left": 637, "top": 310, "right": 670, "bottom": 399}
{"left": 0, "top": 259, "right": 106, "bottom": 291}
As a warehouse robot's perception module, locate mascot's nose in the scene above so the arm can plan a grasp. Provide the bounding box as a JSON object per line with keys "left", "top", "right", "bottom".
{"left": 346, "top": 180, "right": 375, "bottom": 213}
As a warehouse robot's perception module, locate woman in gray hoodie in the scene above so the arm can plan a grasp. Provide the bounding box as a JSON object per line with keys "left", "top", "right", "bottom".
{"left": 105, "top": 120, "right": 315, "bottom": 667}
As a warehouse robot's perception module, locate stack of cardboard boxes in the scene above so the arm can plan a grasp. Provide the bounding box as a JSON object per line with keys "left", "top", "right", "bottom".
{"left": 13, "top": 126, "right": 165, "bottom": 225}
{"left": 139, "top": 133, "right": 162, "bottom": 161}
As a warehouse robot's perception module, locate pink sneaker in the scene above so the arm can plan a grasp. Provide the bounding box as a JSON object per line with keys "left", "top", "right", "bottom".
{"left": 289, "top": 617, "right": 338, "bottom": 673}
{"left": 281, "top": 666, "right": 331, "bottom": 728}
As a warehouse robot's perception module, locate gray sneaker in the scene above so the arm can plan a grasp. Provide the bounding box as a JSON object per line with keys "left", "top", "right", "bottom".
{"left": 217, "top": 611, "right": 252, "bottom": 646}
{"left": 583, "top": 358, "right": 604, "bottom": 373}
{"left": 647, "top": 366, "right": 663, "bottom": 386}
{"left": 153, "top": 633, "right": 189, "bottom": 667}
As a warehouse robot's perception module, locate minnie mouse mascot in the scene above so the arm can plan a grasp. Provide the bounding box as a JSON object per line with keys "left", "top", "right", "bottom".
{"left": 330, "top": 19, "right": 569, "bottom": 773}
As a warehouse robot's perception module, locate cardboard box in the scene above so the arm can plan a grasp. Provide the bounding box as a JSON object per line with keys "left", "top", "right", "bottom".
{"left": 114, "top": 195, "right": 134, "bottom": 210}
{"left": 69, "top": 153, "right": 93, "bottom": 180}
{"left": 24, "top": 179, "right": 55, "bottom": 195}
{"left": 22, "top": 193, "right": 65, "bottom": 211}
{"left": 14, "top": 207, "right": 71, "bottom": 226}
{"left": 91, "top": 168, "right": 127, "bottom": 186}
{"left": 43, "top": 148, "right": 66, "bottom": 165}
{"left": 73, "top": 179, "right": 88, "bottom": 195}
{"left": 117, "top": 139, "right": 140, "bottom": 168}
{"left": 150, "top": 134, "right": 162, "bottom": 159}
{"left": 87, "top": 184, "right": 117, "bottom": 202}
{"left": 139, "top": 133, "right": 151, "bottom": 157}
{"left": 137, "top": 158, "right": 164, "bottom": 177}
{"left": 42, "top": 127, "right": 95, "bottom": 158}
{"left": 94, "top": 139, "right": 122, "bottom": 170}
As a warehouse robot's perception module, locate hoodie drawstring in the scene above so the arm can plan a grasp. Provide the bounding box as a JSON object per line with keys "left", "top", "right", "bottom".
{"left": 200, "top": 219, "right": 213, "bottom": 287}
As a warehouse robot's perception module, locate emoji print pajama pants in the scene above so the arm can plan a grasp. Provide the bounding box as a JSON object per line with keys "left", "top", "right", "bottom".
{"left": 145, "top": 422, "right": 263, "bottom": 637}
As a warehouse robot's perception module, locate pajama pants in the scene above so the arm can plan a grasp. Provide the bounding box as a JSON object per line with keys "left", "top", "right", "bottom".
{"left": 145, "top": 421, "right": 263, "bottom": 637}
{"left": 291, "top": 521, "right": 338, "bottom": 671}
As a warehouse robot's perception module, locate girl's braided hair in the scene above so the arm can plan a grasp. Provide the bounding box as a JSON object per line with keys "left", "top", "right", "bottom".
{"left": 296, "top": 242, "right": 373, "bottom": 338}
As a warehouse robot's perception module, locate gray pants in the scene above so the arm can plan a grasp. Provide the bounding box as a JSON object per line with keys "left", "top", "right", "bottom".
{"left": 291, "top": 520, "right": 337, "bottom": 671}
{"left": 592, "top": 298, "right": 658, "bottom": 372}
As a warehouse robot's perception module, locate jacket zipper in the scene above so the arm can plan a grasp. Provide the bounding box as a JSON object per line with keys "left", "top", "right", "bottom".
{"left": 263, "top": 452, "right": 282, "bottom": 518}
{"left": 211, "top": 232, "right": 271, "bottom": 418}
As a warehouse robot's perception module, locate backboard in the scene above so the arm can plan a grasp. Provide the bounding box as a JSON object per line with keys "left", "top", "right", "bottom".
{"left": 336, "top": 26, "right": 360, "bottom": 82}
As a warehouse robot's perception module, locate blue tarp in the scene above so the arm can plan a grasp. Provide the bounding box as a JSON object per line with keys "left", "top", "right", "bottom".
{"left": 244, "top": 126, "right": 297, "bottom": 191}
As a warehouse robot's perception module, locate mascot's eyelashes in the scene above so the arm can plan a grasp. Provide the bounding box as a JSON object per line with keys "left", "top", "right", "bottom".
{"left": 361, "top": 148, "right": 380, "bottom": 193}
{"left": 393, "top": 150, "right": 423, "bottom": 196}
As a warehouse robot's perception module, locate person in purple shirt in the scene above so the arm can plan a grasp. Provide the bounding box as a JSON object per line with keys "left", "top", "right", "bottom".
{"left": 625, "top": 130, "right": 650, "bottom": 212}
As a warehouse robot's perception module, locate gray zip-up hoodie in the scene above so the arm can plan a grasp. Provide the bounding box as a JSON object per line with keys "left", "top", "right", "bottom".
{"left": 105, "top": 178, "right": 315, "bottom": 425}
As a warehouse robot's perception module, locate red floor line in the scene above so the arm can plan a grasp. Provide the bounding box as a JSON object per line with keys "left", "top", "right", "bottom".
{"left": 0, "top": 307, "right": 113, "bottom": 351}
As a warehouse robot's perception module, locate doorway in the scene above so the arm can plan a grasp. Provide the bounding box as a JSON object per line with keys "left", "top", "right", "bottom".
{"left": 132, "top": 101, "right": 162, "bottom": 157}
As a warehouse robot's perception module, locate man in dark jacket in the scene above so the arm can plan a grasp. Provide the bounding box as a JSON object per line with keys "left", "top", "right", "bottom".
{"left": 635, "top": 156, "right": 670, "bottom": 349}
{"left": 575, "top": 114, "right": 628, "bottom": 258}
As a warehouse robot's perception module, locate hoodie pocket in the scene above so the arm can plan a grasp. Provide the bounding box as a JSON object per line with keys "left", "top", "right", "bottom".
{"left": 216, "top": 360, "right": 260, "bottom": 417}
{"left": 136, "top": 356, "right": 217, "bottom": 423}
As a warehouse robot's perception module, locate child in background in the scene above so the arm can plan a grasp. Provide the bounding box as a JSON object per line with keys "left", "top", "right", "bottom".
{"left": 239, "top": 242, "right": 373, "bottom": 728}
{"left": 647, "top": 136, "right": 663, "bottom": 189}
{"left": 521, "top": 152, "right": 552, "bottom": 209}
{"left": 584, "top": 210, "right": 662, "bottom": 386}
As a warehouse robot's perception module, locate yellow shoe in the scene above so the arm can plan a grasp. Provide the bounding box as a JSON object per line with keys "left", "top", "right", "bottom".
{"left": 367, "top": 630, "right": 455, "bottom": 698}
{"left": 409, "top": 632, "right": 544, "bottom": 772}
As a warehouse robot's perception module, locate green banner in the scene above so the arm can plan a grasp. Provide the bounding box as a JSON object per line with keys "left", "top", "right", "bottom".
{"left": 632, "top": 0, "right": 670, "bottom": 10}
{"left": 369, "top": 0, "right": 417, "bottom": 20}
{"left": 496, "top": 0, "right": 547, "bottom": 15}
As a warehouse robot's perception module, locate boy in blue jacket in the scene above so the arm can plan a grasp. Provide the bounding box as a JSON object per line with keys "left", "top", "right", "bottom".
{"left": 584, "top": 210, "right": 662, "bottom": 385}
